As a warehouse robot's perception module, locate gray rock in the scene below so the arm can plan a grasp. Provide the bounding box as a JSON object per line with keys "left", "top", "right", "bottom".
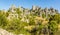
{"left": 0, "top": 28, "right": 15, "bottom": 35}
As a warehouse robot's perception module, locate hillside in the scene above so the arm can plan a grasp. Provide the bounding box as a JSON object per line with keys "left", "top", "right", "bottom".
{"left": 0, "top": 5, "right": 60, "bottom": 35}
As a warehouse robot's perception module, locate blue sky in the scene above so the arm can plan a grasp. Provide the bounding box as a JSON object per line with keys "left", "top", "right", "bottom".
{"left": 0, "top": 0, "right": 60, "bottom": 12}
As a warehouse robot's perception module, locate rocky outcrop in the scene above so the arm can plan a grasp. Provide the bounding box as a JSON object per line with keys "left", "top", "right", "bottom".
{"left": 0, "top": 28, "right": 15, "bottom": 35}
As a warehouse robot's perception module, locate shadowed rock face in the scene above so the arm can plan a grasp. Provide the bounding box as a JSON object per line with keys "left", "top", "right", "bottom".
{"left": 0, "top": 28, "right": 15, "bottom": 35}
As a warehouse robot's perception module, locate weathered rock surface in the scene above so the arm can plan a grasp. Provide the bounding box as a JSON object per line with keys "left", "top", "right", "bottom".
{"left": 0, "top": 28, "right": 15, "bottom": 35}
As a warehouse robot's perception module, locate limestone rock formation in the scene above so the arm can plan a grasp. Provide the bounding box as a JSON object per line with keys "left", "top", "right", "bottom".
{"left": 0, "top": 28, "right": 15, "bottom": 35}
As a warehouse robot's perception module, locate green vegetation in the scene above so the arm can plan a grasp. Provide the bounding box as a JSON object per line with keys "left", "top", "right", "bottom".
{"left": 0, "top": 5, "right": 60, "bottom": 35}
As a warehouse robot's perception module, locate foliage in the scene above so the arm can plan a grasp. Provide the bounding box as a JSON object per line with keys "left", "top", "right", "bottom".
{"left": 0, "top": 6, "right": 60, "bottom": 35}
